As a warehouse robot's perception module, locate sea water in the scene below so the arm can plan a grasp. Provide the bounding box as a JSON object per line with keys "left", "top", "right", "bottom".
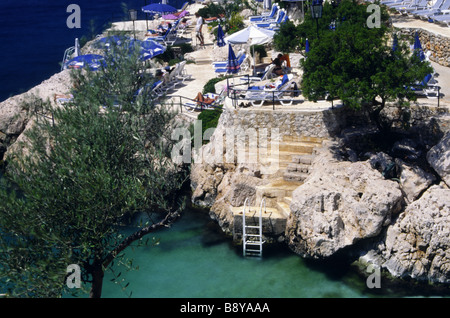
{"left": 0, "top": 0, "right": 186, "bottom": 103}
{"left": 1, "top": 1, "right": 449, "bottom": 300}
{"left": 99, "top": 208, "right": 448, "bottom": 298}
{"left": 100, "top": 208, "right": 366, "bottom": 298}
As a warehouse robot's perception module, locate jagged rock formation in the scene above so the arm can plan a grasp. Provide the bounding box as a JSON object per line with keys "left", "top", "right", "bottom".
{"left": 427, "top": 130, "right": 450, "bottom": 187}
{"left": 360, "top": 184, "right": 450, "bottom": 284}
{"left": 286, "top": 149, "right": 404, "bottom": 259}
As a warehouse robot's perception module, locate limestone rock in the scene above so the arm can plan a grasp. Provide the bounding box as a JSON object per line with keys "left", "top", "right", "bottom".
{"left": 364, "top": 185, "right": 450, "bottom": 284}
{"left": 427, "top": 131, "right": 450, "bottom": 187}
{"left": 395, "top": 158, "right": 436, "bottom": 203}
{"left": 286, "top": 160, "right": 403, "bottom": 259}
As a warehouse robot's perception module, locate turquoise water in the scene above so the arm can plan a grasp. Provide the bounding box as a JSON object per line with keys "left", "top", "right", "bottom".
{"left": 100, "top": 208, "right": 372, "bottom": 298}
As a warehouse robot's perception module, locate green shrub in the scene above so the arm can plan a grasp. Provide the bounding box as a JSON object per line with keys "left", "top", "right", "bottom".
{"left": 198, "top": 3, "right": 225, "bottom": 18}
{"left": 198, "top": 108, "right": 223, "bottom": 143}
{"left": 176, "top": 43, "right": 194, "bottom": 55}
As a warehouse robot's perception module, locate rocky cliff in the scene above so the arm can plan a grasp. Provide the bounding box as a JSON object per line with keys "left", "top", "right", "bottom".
{"left": 191, "top": 103, "right": 450, "bottom": 285}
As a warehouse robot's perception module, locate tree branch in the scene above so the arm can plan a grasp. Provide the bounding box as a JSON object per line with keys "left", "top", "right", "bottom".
{"left": 102, "top": 210, "right": 182, "bottom": 269}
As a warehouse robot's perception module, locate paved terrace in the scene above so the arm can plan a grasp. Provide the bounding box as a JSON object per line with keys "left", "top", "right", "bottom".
{"left": 111, "top": 3, "right": 450, "bottom": 118}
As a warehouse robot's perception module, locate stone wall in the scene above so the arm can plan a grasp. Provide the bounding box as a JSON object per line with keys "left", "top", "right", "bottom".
{"left": 397, "top": 28, "right": 450, "bottom": 67}
{"left": 219, "top": 105, "right": 348, "bottom": 140}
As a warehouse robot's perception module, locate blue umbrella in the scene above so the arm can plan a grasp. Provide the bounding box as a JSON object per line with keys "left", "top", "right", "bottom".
{"left": 305, "top": 38, "right": 310, "bottom": 55}
{"left": 95, "top": 35, "right": 130, "bottom": 49}
{"left": 226, "top": 44, "right": 240, "bottom": 74}
{"left": 138, "top": 39, "right": 166, "bottom": 61}
{"left": 65, "top": 54, "right": 105, "bottom": 71}
{"left": 392, "top": 34, "right": 398, "bottom": 52}
{"left": 217, "top": 24, "right": 225, "bottom": 47}
{"left": 413, "top": 32, "right": 425, "bottom": 61}
{"left": 142, "top": 3, "right": 177, "bottom": 14}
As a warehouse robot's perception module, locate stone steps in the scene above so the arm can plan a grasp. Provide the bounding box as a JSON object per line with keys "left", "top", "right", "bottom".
{"left": 230, "top": 135, "right": 325, "bottom": 240}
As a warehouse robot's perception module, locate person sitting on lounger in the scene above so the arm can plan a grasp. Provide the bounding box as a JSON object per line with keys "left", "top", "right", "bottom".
{"left": 271, "top": 54, "right": 284, "bottom": 76}
{"left": 146, "top": 22, "right": 172, "bottom": 36}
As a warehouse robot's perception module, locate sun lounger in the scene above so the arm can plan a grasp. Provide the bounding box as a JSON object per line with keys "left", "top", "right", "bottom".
{"left": 429, "top": 9, "right": 450, "bottom": 26}
{"left": 183, "top": 91, "right": 225, "bottom": 112}
{"left": 409, "top": 0, "right": 446, "bottom": 18}
{"left": 54, "top": 94, "right": 74, "bottom": 106}
{"left": 151, "top": 19, "right": 181, "bottom": 45}
{"left": 239, "top": 64, "right": 276, "bottom": 83}
{"left": 214, "top": 53, "right": 249, "bottom": 75}
{"left": 411, "top": 72, "right": 440, "bottom": 98}
{"left": 249, "top": 4, "right": 279, "bottom": 22}
{"left": 245, "top": 74, "right": 295, "bottom": 107}
{"left": 173, "top": 61, "right": 192, "bottom": 83}
{"left": 391, "top": 0, "right": 428, "bottom": 14}
{"left": 212, "top": 49, "right": 245, "bottom": 69}
{"left": 255, "top": 9, "right": 286, "bottom": 28}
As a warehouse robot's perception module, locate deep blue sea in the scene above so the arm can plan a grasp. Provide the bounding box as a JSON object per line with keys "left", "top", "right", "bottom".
{"left": 0, "top": 0, "right": 187, "bottom": 103}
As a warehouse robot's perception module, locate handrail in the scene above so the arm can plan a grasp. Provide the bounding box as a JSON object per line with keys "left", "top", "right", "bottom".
{"left": 61, "top": 46, "right": 75, "bottom": 71}
{"left": 259, "top": 197, "right": 265, "bottom": 245}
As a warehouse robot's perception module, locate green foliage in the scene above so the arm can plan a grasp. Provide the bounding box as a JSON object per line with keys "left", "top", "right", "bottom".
{"left": 197, "top": 3, "right": 225, "bottom": 18}
{"left": 176, "top": 43, "right": 194, "bottom": 55}
{"left": 0, "top": 40, "right": 187, "bottom": 297}
{"left": 198, "top": 108, "right": 223, "bottom": 143}
{"left": 250, "top": 45, "right": 267, "bottom": 59}
{"left": 202, "top": 77, "right": 229, "bottom": 94}
{"left": 299, "top": 0, "right": 432, "bottom": 131}
{"left": 224, "top": 12, "right": 245, "bottom": 35}
{"left": 273, "top": 20, "right": 300, "bottom": 53}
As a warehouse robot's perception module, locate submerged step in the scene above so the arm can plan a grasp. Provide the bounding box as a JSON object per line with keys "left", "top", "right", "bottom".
{"left": 292, "top": 154, "right": 314, "bottom": 165}
{"left": 283, "top": 171, "right": 309, "bottom": 182}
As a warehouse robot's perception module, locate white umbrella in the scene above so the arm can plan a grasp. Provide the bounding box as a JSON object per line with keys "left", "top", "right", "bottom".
{"left": 224, "top": 25, "right": 275, "bottom": 75}
{"left": 224, "top": 25, "right": 275, "bottom": 46}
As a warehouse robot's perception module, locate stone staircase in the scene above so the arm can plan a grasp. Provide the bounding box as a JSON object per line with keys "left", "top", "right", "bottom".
{"left": 232, "top": 135, "right": 324, "bottom": 242}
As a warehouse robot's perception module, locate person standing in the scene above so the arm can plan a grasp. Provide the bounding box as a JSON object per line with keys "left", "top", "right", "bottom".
{"left": 195, "top": 12, "right": 204, "bottom": 48}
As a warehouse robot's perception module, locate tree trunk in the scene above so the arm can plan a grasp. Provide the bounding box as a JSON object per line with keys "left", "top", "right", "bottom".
{"left": 90, "top": 263, "right": 104, "bottom": 298}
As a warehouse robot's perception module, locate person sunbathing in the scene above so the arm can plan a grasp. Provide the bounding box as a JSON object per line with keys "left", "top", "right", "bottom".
{"left": 146, "top": 23, "right": 172, "bottom": 37}
{"left": 194, "top": 92, "right": 218, "bottom": 105}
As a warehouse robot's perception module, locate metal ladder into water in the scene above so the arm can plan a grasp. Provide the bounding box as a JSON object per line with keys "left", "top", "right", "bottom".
{"left": 242, "top": 198, "right": 265, "bottom": 258}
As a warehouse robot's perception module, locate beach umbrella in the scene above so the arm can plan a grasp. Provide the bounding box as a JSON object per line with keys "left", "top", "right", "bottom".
{"left": 138, "top": 39, "right": 166, "bottom": 61}
{"left": 142, "top": 3, "right": 177, "bottom": 14}
{"left": 65, "top": 54, "right": 105, "bottom": 71}
{"left": 95, "top": 35, "right": 130, "bottom": 49}
{"left": 305, "top": 38, "right": 310, "bottom": 55}
{"left": 413, "top": 32, "right": 425, "bottom": 61}
{"left": 162, "top": 10, "right": 188, "bottom": 20}
{"left": 227, "top": 44, "right": 240, "bottom": 74}
{"left": 225, "top": 25, "right": 275, "bottom": 46}
{"left": 217, "top": 24, "right": 225, "bottom": 47}
{"left": 225, "top": 25, "right": 275, "bottom": 75}
{"left": 392, "top": 34, "right": 398, "bottom": 52}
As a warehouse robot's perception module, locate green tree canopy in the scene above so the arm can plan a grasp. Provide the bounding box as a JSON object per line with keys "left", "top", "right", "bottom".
{"left": 0, "top": 41, "right": 188, "bottom": 298}
{"left": 298, "top": 0, "right": 433, "bottom": 131}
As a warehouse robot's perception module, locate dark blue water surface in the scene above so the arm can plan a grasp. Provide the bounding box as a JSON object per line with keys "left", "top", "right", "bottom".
{"left": 0, "top": 0, "right": 186, "bottom": 102}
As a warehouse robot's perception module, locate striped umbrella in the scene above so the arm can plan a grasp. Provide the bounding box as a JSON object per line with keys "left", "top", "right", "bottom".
{"left": 226, "top": 44, "right": 240, "bottom": 74}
